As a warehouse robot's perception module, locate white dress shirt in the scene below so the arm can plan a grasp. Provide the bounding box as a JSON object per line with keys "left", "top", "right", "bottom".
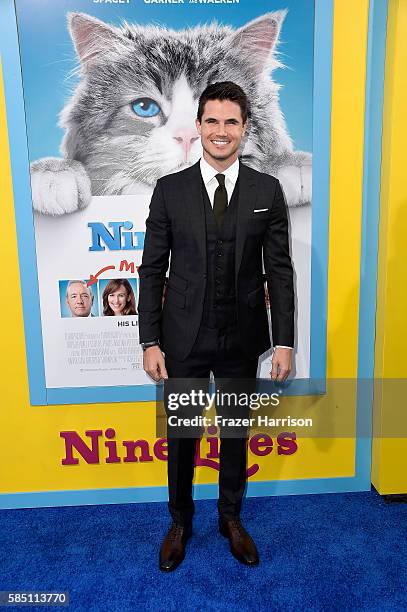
{"left": 198, "top": 156, "right": 292, "bottom": 351}
{"left": 199, "top": 156, "right": 239, "bottom": 206}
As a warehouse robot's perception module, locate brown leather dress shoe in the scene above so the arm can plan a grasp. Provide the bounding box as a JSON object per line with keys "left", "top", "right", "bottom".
{"left": 159, "top": 522, "right": 192, "bottom": 572}
{"left": 219, "top": 518, "right": 259, "bottom": 566}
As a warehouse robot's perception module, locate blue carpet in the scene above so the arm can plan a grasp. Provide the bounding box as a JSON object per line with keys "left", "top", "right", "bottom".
{"left": 0, "top": 488, "right": 406, "bottom": 611}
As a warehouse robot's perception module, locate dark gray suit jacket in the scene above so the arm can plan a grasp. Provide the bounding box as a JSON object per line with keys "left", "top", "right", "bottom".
{"left": 138, "top": 160, "right": 294, "bottom": 361}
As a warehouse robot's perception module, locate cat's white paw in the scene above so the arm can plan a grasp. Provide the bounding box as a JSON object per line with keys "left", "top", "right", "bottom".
{"left": 277, "top": 152, "right": 312, "bottom": 207}
{"left": 30, "top": 158, "right": 92, "bottom": 215}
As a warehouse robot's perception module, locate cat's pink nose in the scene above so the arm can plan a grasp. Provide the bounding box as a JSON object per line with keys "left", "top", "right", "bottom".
{"left": 173, "top": 129, "right": 199, "bottom": 158}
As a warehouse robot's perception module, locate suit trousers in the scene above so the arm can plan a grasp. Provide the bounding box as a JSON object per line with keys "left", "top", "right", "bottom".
{"left": 163, "top": 320, "right": 258, "bottom": 525}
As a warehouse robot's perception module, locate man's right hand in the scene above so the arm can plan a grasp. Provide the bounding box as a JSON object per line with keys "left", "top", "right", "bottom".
{"left": 143, "top": 346, "right": 168, "bottom": 382}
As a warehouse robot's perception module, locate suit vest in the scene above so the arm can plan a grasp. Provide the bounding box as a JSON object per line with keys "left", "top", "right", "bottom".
{"left": 201, "top": 177, "right": 239, "bottom": 329}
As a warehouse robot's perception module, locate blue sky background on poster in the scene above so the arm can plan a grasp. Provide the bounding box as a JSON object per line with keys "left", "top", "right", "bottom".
{"left": 15, "top": 0, "right": 314, "bottom": 160}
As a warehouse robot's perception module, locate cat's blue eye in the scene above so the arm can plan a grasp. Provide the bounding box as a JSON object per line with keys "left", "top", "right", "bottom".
{"left": 131, "top": 98, "right": 160, "bottom": 118}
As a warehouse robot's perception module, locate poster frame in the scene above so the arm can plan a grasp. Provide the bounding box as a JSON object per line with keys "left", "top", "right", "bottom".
{"left": 0, "top": 0, "right": 372, "bottom": 414}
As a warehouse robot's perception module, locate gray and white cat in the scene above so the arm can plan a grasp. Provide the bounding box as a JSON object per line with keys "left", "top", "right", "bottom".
{"left": 30, "top": 10, "right": 311, "bottom": 215}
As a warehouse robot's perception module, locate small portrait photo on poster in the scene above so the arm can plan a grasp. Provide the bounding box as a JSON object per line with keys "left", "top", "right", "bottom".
{"left": 99, "top": 278, "right": 138, "bottom": 317}
{"left": 59, "top": 279, "right": 99, "bottom": 318}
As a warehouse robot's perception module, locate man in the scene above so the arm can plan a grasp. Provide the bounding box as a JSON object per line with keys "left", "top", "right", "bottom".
{"left": 138, "top": 82, "right": 294, "bottom": 571}
{"left": 66, "top": 280, "right": 94, "bottom": 317}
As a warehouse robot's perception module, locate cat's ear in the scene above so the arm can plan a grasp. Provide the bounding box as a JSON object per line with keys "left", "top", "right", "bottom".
{"left": 229, "top": 10, "right": 287, "bottom": 73}
{"left": 68, "top": 12, "right": 124, "bottom": 69}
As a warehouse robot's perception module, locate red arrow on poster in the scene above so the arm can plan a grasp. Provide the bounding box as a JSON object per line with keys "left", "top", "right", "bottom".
{"left": 87, "top": 265, "right": 116, "bottom": 286}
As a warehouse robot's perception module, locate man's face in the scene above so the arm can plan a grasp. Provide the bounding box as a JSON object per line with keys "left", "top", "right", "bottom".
{"left": 66, "top": 283, "right": 93, "bottom": 317}
{"left": 196, "top": 99, "right": 246, "bottom": 165}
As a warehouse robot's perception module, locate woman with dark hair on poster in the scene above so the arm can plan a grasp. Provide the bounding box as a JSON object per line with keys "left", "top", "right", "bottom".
{"left": 102, "top": 279, "right": 137, "bottom": 316}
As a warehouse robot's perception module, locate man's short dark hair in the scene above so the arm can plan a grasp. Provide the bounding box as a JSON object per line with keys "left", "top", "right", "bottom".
{"left": 197, "top": 81, "right": 249, "bottom": 124}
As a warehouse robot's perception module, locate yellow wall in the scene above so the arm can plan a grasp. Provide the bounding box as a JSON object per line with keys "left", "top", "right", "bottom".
{"left": 0, "top": 0, "right": 372, "bottom": 504}
{"left": 372, "top": 0, "right": 407, "bottom": 494}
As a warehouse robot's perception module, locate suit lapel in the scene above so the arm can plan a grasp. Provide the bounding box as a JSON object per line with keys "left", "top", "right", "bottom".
{"left": 235, "top": 161, "right": 258, "bottom": 277}
{"left": 182, "top": 159, "right": 258, "bottom": 278}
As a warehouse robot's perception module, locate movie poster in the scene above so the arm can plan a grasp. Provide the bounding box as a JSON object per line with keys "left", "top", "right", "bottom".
{"left": 14, "top": 0, "right": 314, "bottom": 392}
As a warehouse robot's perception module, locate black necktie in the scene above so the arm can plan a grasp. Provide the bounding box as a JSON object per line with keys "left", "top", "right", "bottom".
{"left": 213, "top": 174, "right": 227, "bottom": 229}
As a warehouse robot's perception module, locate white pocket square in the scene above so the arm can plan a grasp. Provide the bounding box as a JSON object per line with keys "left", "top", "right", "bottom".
{"left": 253, "top": 208, "right": 268, "bottom": 213}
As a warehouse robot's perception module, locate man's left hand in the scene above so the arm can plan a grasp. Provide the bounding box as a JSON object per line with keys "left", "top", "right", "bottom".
{"left": 270, "top": 347, "right": 292, "bottom": 382}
